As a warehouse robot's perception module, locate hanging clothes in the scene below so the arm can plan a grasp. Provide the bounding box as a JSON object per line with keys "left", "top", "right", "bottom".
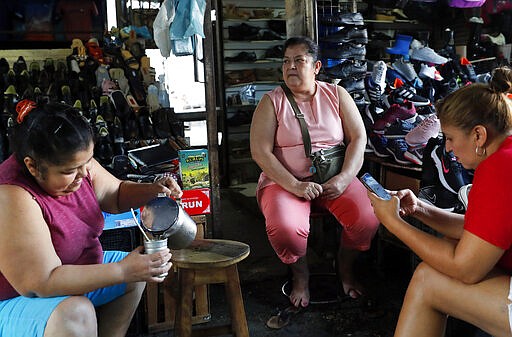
{"left": 153, "top": 0, "right": 175, "bottom": 57}
{"left": 169, "top": 0, "right": 206, "bottom": 39}
{"left": 169, "top": 0, "right": 206, "bottom": 56}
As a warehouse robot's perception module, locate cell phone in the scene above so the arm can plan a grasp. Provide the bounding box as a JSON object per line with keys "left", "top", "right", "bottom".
{"left": 360, "top": 173, "right": 391, "bottom": 200}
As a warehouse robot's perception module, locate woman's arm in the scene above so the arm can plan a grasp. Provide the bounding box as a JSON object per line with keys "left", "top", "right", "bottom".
{"left": 250, "top": 95, "right": 309, "bottom": 197}
{"left": 0, "top": 185, "right": 170, "bottom": 298}
{"left": 89, "top": 159, "right": 182, "bottom": 213}
{"left": 395, "top": 189, "right": 465, "bottom": 239}
{"left": 369, "top": 192, "right": 503, "bottom": 283}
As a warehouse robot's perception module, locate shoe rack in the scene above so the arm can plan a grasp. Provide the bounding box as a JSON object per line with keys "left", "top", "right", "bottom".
{"left": 220, "top": 0, "right": 286, "bottom": 187}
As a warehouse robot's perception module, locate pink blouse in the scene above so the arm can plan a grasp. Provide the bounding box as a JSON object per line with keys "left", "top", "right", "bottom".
{"left": 257, "top": 81, "right": 344, "bottom": 190}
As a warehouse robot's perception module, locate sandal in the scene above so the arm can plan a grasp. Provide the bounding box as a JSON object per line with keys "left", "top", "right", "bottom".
{"left": 266, "top": 306, "right": 302, "bottom": 329}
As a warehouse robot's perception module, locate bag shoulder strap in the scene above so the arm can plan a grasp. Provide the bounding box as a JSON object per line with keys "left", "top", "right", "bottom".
{"left": 280, "top": 84, "right": 312, "bottom": 157}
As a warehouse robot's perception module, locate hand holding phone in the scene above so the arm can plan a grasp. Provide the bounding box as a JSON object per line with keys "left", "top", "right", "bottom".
{"left": 360, "top": 173, "right": 391, "bottom": 200}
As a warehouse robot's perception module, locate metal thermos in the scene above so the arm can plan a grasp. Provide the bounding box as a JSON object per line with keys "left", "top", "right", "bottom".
{"left": 143, "top": 238, "right": 169, "bottom": 278}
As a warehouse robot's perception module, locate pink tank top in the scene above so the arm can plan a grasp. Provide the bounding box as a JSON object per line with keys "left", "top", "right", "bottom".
{"left": 258, "top": 81, "right": 344, "bottom": 190}
{"left": 0, "top": 155, "right": 104, "bottom": 299}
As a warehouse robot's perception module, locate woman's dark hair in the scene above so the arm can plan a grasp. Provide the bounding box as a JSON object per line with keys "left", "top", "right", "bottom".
{"left": 284, "top": 36, "right": 319, "bottom": 61}
{"left": 436, "top": 66, "right": 512, "bottom": 139}
{"left": 10, "top": 102, "right": 94, "bottom": 166}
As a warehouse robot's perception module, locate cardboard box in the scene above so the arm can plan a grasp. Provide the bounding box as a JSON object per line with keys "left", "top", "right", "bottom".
{"left": 180, "top": 188, "right": 211, "bottom": 215}
{"left": 178, "top": 149, "right": 210, "bottom": 190}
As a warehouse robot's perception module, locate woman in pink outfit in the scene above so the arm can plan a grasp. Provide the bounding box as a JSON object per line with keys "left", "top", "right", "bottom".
{"left": 250, "top": 36, "right": 379, "bottom": 308}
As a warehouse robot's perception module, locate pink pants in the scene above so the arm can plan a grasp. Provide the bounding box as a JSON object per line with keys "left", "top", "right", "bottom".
{"left": 258, "top": 178, "right": 380, "bottom": 264}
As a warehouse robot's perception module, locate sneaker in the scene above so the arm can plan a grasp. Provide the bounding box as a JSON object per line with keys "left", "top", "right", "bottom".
{"left": 392, "top": 59, "right": 420, "bottom": 83}
{"left": 386, "top": 138, "right": 411, "bottom": 165}
{"left": 372, "top": 61, "right": 387, "bottom": 95}
{"left": 431, "top": 144, "right": 468, "bottom": 194}
{"left": 228, "top": 23, "right": 260, "bottom": 41}
{"left": 321, "top": 27, "right": 368, "bottom": 44}
{"left": 321, "top": 43, "right": 366, "bottom": 60}
{"left": 475, "top": 72, "right": 491, "bottom": 83}
{"left": 404, "top": 143, "right": 426, "bottom": 165}
{"left": 386, "top": 68, "right": 407, "bottom": 86}
{"left": 373, "top": 102, "right": 418, "bottom": 132}
{"left": 339, "top": 77, "right": 365, "bottom": 93}
{"left": 410, "top": 47, "right": 448, "bottom": 65}
{"left": 457, "top": 184, "right": 472, "bottom": 210}
{"left": 419, "top": 64, "right": 436, "bottom": 80}
{"left": 265, "top": 45, "right": 284, "bottom": 60}
{"left": 460, "top": 57, "right": 477, "bottom": 82}
{"left": 391, "top": 85, "right": 430, "bottom": 106}
{"left": 405, "top": 114, "right": 441, "bottom": 146}
{"left": 416, "top": 104, "right": 436, "bottom": 116}
{"left": 365, "top": 76, "right": 387, "bottom": 110}
{"left": 324, "top": 59, "right": 367, "bottom": 80}
{"left": 439, "top": 78, "right": 459, "bottom": 97}
{"left": 320, "top": 12, "right": 364, "bottom": 26}
{"left": 368, "top": 132, "right": 390, "bottom": 158}
{"left": 383, "top": 118, "right": 415, "bottom": 139}
{"left": 419, "top": 185, "right": 462, "bottom": 212}
{"left": 225, "top": 51, "right": 257, "bottom": 62}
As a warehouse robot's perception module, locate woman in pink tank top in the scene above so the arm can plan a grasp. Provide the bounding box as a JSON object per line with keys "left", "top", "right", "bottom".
{"left": 0, "top": 101, "right": 182, "bottom": 336}
{"left": 251, "top": 37, "right": 379, "bottom": 309}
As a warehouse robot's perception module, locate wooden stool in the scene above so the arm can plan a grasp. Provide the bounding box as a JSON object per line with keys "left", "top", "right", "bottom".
{"left": 171, "top": 239, "right": 250, "bottom": 337}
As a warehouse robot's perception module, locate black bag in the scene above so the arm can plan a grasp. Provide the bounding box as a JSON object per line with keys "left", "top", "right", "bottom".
{"left": 281, "top": 84, "right": 345, "bottom": 183}
{"left": 310, "top": 144, "right": 346, "bottom": 183}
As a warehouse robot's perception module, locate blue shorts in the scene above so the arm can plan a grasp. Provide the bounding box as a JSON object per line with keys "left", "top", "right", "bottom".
{"left": 0, "top": 250, "right": 129, "bottom": 337}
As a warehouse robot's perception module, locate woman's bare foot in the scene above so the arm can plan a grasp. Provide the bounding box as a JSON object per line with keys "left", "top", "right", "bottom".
{"left": 341, "top": 275, "right": 363, "bottom": 299}
{"left": 289, "top": 257, "right": 310, "bottom": 307}
{"left": 338, "top": 247, "right": 364, "bottom": 299}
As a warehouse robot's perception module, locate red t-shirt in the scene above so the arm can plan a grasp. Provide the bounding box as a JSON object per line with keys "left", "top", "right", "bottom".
{"left": 465, "top": 135, "right": 512, "bottom": 273}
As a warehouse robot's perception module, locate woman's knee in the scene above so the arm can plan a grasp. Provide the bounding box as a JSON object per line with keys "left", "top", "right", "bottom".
{"left": 45, "top": 296, "right": 97, "bottom": 337}
{"left": 407, "top": 262, "right": 443, "bottom": 301}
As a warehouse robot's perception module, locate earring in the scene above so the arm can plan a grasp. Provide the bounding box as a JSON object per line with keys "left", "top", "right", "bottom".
{"left": 475, "top": 146, "right": 486, "bottom": 156}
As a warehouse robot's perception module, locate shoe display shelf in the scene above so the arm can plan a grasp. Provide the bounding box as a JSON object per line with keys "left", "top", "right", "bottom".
{"left": 220, "top": 0, "right": 286, "bottom": 187}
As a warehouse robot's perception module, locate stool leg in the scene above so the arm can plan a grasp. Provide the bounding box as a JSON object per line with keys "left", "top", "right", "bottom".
{"left": 224, "top": 265, "right": 249, "bottom": 337}
{"left": 175, "top": 269, "right": 195, "bottom": 337}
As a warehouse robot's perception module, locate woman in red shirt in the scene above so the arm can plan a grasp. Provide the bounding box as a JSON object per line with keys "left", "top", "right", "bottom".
{"left": 369, "top": 66, "right": 512, "bottom": 337}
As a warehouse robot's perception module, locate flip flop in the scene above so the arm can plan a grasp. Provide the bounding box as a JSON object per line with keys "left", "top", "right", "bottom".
{"left": 266, "top": 306, "right": 302, "bottom": 329}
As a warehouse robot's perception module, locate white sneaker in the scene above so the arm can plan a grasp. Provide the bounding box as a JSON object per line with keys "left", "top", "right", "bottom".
{"left": 392, "top": 59, "right": 420, "bottom": 83}
{"left": 411, "top": 47, "right": 448, "bottom": 65}
{"left": 372, "top": 61, "right": 387, "bottom": 96}
{"left": 419, "top": 63, "right": 435, "bottom": 79}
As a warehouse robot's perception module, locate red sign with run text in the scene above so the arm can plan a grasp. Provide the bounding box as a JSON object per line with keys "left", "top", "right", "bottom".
{"left": 180, "top": 188, "right": 211, "bottom": 215}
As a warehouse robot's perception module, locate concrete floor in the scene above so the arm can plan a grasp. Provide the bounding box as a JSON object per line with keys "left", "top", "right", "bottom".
{"left": 137, "top": 187, "right": 483, "bottom": 337}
